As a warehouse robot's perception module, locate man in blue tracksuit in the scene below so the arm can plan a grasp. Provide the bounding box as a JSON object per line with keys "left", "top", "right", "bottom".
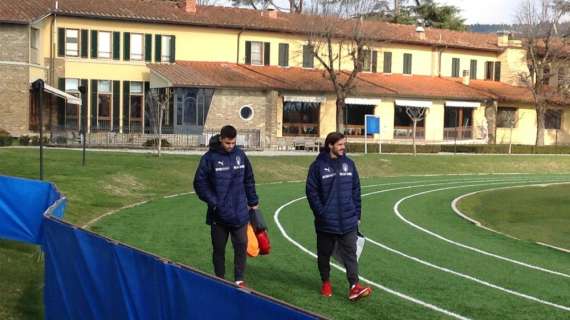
{"left": 306, "top": 132, "right": 372, "bottom": 301}
{"left": 193, "top": 125, "right": 259, "bottom": 287}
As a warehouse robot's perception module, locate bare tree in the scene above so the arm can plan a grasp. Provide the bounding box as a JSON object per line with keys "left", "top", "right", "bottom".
{"left": 231, "top": 0, "right": 304, "bottom": 13}
{"left": 145, "top": 88, "right": 172, "bottom": 157}
{"left": 304, "top": 0, "right": 379, "bottom": 133}
{"left": 405, "top": 106, "right": 426, "bottom": 156}
{"left": 499, "top": 109, "right": 524, "bottom": 154}
{"left": 517, "top": 0, "right": 570, "bottom": 146}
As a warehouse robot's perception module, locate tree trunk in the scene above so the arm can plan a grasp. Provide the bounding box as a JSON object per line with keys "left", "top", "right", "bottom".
{"left": 412, "top": 120, "right": 417, "bottom": 156}
{"left": 535, "top": 107, "right": 545, "bottom": 147}
{"left": 509, "top": 126, "right": 513, "bottom": 154}
{"left": 157, "top": 107, "right": 163, "bottom": 158}
{"left": 336, "top": 97, "right": 346, "bottom": 134}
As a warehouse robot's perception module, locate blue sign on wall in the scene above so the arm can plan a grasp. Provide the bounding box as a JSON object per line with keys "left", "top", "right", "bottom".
{"left": 366, "top": 115, "right": 381, "bottom": 134}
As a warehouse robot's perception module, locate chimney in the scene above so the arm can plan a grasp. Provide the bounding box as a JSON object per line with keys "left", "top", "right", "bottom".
{"left": 497, "top": 31, "right": 510, "bottom": 47}
{"left": 462, "top": 70, "right": 470, "bottom": 86}
{"left": 179, "top": 0, "right": 196, "bottom": 13}
{"left": 262, "top": 8, "right": 278, "bottom": 19}
{"left": 416, "top": 19, "right": 426, "bottom": 40}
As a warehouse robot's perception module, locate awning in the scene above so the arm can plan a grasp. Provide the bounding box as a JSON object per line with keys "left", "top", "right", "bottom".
{"left": 283, "top": 95, "right": 326, "bottom": 103}
{"left": 445, "top": 101, "right": 481, "bottom": 108}
{"left": 345, "top": 97, "right": 382, "bottom": 105}
{"left": 43, "top": 83, "right": 82, "bottom": 105}
{"left": 395, "top": 99, "right": 432, "bottom": 108}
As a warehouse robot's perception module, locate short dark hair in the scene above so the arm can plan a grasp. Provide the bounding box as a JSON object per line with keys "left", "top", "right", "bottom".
{"left": 220, "top": 125, "right": 237, "bottom": 139}
{"left": 324, "top": 132, "right": 345, "bottom": 153}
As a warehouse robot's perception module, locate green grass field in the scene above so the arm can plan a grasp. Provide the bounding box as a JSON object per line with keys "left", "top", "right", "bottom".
{"left": 458, "top": 184, "right": 570, "bottom": 250}
{"left": 1, "top": 147, "right": 570, "bottom": 319}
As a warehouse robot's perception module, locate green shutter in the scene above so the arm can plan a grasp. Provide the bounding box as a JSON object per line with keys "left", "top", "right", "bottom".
{"left": 112, "top": 81, "right": 120, "bottom": 131}
{"left": 144, "top": 81, "right": 150, "bottom": 130}
{"left": 494, "top": 62, "right": 501, "bottom": 81}
{"left": 245, "top": 41, "right": 251, "bottom": 65}
{"left": 113, "top": 32, "right": 120, "bottom": 60}
{"left": 91, "top": 30, "right": 98, "bottom": 58}
{"left": 80, "top": 30, "right": 89, "bottom": 58}
{"left": 264, "top": 42, "right": 270, "bottom": 66}
{"left": 452, "top": 58, "right": 460, "bottom": 77}
{"left": 155, "top": 35, "right": 162, "bottom": 62}
{"left": 383, "top": 52, "right": 392, "bottom": 73}
{"left": 303, "top": 45, "right": 314, "bottom": 68}
{"left": 170, "top": 35, "right": 176, "bottom": 63}
{"left": 278, "top": 43, "right": 289, "bottom": 67}
{"left": 123, "top": 81, "right": 130, "bottom": 132}
{"left": 404, "top": 53, "right": 412, "bottom": 74}
{"left": 123, "top": 32, "right": 130, "bottom": 61}
{"left": 372, "top": 51, "right": 378, "bottom": 73}
{"left": 91, "top": 79, "right": 98, "bottom": 128}
{"left": 145, "top": 34, "right": 152, "bottom": 62}
{"left": 470, "top": 60, "right": 477, "bottom": 80}
{"left": 57, "top": 28, "right": 65, "bottom": 57}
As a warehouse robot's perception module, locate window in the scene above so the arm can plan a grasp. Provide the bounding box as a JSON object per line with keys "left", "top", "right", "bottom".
{"left": 403, "top": 53, "right": 412, "bottom": 75}
{"left": 303, "top": 45, "right": 314, "bottom": 68}
{"left": 130, "top": 33, "right": 144, "bottom": 60}
{"left": 343, "top": 104, "right": 375, "bottom": 136}
{"left": 65, "top": 29, "right": 79, "bottom": 56}
{"left": 545, "top": 109, "right": 562, "bottom": 129}
{"left": 130, "top": 82, "right": 143, "bottom": 129}
{"left": 470, "top": 59, "right": 477, "bottom": 80}
{"left": 542, "top": 65, "right": 551, "bottom": 85}
{"left": 98, "top": 31, "right": 112, "bottom": 58}
{"left": 250, "top": 41, "right": 264, "bottom": 65}
{"left": 361, "top": 49, "right": 372, "bottom": 72}
{"left": 31, "top": 28, "right": 39, "bottom": 49}
{"left": 161, "top": 35, "right": 172, "bottom": 62}
{"left": 394, "top": 106, "right": 425, "bottom": 127}
{"left": 64, "top": 78, "right": 80, "bottom": 130}
{"left": 383, "top": 52, "right": 392, "bottom": 73}
{"left": 174, "top": 88, "right": 214, "bottom": 129}
{"left": 494, "top": 62, "right": 501, "bottom": 81}
{"left": 496, "top": 107, "right": 517, "bottom": 128}
{"left": 451, "top": 58, "right": 460, "bottom": 77}
{"left": 239, "top": 105, "right": 254, "bottom": 121}
{"left": 485, "top": 61, "right": 494, "bottom": 80}
{"left": 278, "top": 43, "right": 289, "bottom": 67}
{"left": 282, "top": 102, "right": 319, "bottom": 136}
{"left": 97, "top": 80, "right": 112, "bottom": 129}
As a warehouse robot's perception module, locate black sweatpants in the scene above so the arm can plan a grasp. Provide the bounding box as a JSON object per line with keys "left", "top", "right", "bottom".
{"left": 211, "top": 223, "right": 247, "bottom": 281}
{"left": 316, "top": 229, "right": 359, "bottom": 286}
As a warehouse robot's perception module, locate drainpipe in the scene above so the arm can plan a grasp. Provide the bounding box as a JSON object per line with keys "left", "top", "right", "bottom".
{"left": 236, "top": 29, "right": 244, "bottom": 64}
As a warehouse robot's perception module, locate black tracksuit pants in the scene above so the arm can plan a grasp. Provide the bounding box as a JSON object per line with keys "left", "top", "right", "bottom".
{"left": 316, "top": 229, "right": 359, "bottom": 287}
{"left": 211, "top": 222, "right": 247, "bottom": 281}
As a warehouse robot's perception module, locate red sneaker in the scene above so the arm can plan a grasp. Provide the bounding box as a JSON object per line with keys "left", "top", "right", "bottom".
{"left": 235, "top": 281, "right": 247, "bottom": 288}
{"left": 348, "top": 283, "right": 372, "bottom": 301}
{"left": 321, "top": 280, "right": 333, "bottom": 297}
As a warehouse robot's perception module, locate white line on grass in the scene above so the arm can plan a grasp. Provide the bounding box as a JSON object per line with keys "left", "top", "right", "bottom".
{"left": 274, "top": 196, "right": 473, "bottom": 320}
{"left": 451, "top": 183, "right": 570, "bottom": 248}
{"left": 393, "top": 181, "right": 570, "bottom": 279}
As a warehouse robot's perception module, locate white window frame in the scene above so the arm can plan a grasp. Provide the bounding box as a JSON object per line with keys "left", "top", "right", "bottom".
{"left": 239, "top": 105, "right": 255, "bottom": 121}
{"left": 65, "top": 29, "right": 79, "bottom": 57}
{"left": 98, "top": 31, "right": 112, "bottom": 59}
{"left": 65, "top": 78, "right": 80, "bottom": 93}
{"left": 250, "top": 41, "right": 264, "bottom": 66}
{"left": 130, "top": 33, "right": 144, "bottom": 61}
{"left": 161, "top": 35, "right": 172, "bottom": 62}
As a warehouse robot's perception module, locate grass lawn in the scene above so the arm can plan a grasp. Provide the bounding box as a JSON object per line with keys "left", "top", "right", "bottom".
{"left": 458, "top": 184, "right": 570, "bottom": 250}
{"left": 1, "top": 147, "right": 570, "bottom": 319}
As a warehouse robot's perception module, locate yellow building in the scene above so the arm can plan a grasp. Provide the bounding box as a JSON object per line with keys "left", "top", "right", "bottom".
{"left": 1, "top": 0, "right": 568, "bottom": 149}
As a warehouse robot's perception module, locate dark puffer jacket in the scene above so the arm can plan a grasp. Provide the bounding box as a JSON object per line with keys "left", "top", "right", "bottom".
{"left": 193, "top": 135, "right": 258, "bottom": 227}
{"left": 305, "top": 152, "right": 361, "bottom": 234}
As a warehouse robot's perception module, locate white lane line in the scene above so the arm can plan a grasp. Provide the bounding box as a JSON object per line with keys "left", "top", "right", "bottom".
{"left": 274, "top": 196, "right": 472, "bottom": 320}
{"left": 364, "top": 235, "right": 570, "bottom": 311}
{"left": 393, "top": 181, "right": 570, "bottom": 279}
{"left": 451, "top": 183, "right": 570, "bottom": 245}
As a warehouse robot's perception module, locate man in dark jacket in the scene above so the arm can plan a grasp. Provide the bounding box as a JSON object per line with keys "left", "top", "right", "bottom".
{"left": 193, "top": 125, "right": 259, "bottom": 287}
{"left": 306, "top": 132, "right": 372, "bottom": 301}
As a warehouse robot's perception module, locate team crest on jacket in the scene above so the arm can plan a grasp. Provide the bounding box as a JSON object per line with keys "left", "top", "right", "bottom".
{"left": 342, "top": 163, "right": 348, "bottom": 172}
{"left": 340, "top": 162, "right": 352, "bottom": 176}
{"left": 236, "top": 156, "right": 241, "bottom": 165}
{"left": 233, "top": 155, "right": 245, "bottom": 170}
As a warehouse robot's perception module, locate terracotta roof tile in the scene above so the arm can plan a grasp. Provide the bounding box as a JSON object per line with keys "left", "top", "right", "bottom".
{"left": 149, "top": 61, "right": 494, "bottom": 101}
{"left": 2, "top": 0, "right": 502, "bottom": 52}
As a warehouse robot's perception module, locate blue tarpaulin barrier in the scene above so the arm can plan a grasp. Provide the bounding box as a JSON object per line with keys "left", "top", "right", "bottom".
{"left": 0, "top": 175, "right": 320, "bottom": 320}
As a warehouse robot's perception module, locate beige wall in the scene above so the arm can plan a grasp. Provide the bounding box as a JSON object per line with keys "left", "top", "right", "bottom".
{"left": 496, "top": 104, "right": 537, "bottom": 145}
{"left": 441, "top": 49, "right": 498, "bottom": 80}
{"left": 498, "top": 47, "right": 528, "bottom": 86}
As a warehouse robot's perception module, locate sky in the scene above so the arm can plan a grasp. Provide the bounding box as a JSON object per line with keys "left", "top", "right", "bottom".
{"left": 438, "top": 0, "right": 520, "bottom": 25}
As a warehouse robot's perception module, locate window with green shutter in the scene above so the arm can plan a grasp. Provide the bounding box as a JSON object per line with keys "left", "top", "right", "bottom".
{"left": 278, "top": 43, "right": 289, "bottom": 67}
{"left": 494, "top": 62, "right": 501, "bottom": 81}
{"left": 145, "top": 34, "right": 152, "bottom": 62}
{"left": 470, "top": 59, "right": 477, "bottom": 80}
{"left": 383, "top": 52, "right": 392, "bottom": 73}
{"left": 452, "top": 58, "right": 460, "bottom": 77}
{"left": 303, "top": 45, "right": 314, "bottom": 68}
{"left": 403, "top": 53, "right": 412, "bottom": 75}
{"left": 113, "top": 32, "right": 120, "bottom": 60}
{"left": 80, "top": 30, "right": 88, "bottom": 58}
